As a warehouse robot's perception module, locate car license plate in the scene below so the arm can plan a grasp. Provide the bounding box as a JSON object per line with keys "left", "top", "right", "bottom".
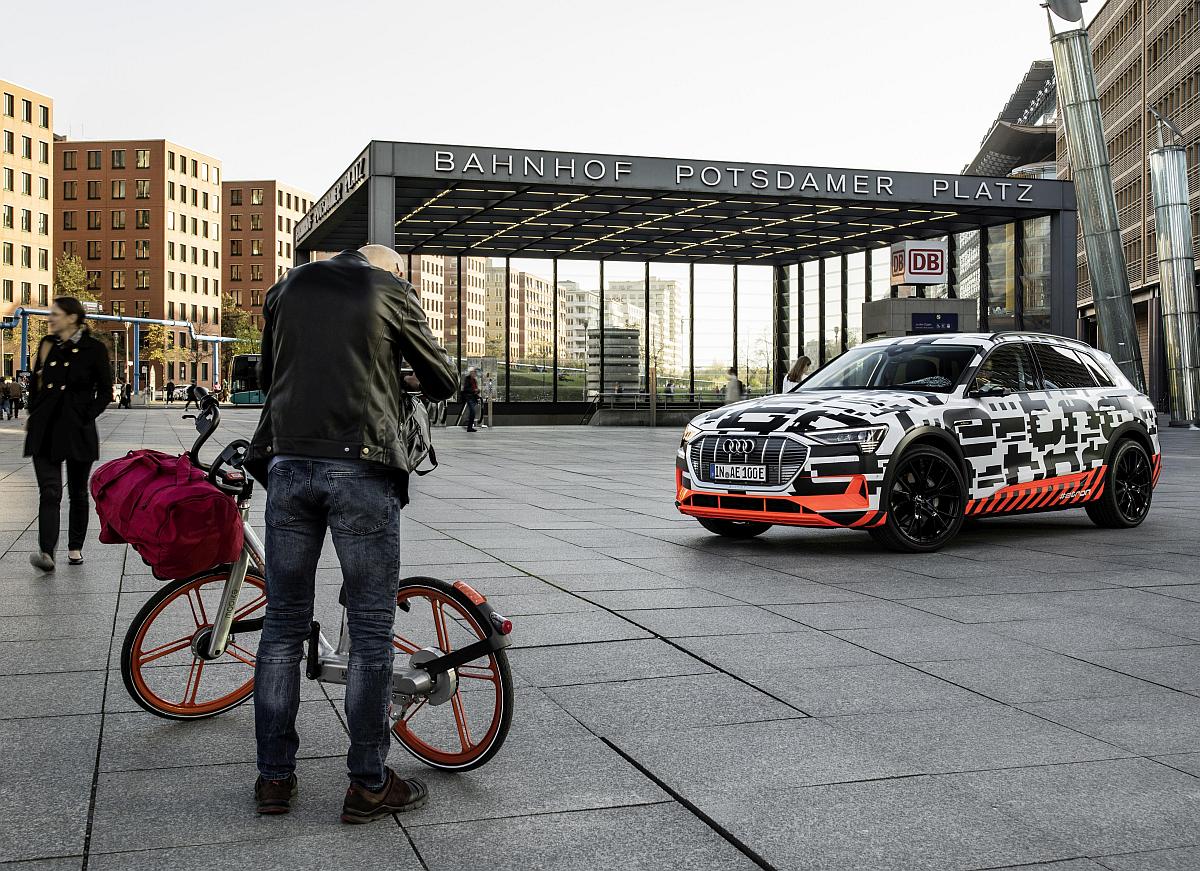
{"left": 710, "top": 464, "right": 767, "bottom": 483}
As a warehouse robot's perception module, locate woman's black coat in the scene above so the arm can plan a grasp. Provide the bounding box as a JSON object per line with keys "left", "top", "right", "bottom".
{"left": 23, "top": 330, "right": 114, "bottom": 462}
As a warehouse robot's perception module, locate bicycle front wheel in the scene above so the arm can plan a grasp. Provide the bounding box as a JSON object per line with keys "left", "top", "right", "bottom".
{"left": 392, "top": 577, "right": 514, "bottom": 772}
{"left": 121, "top": 567, "right": 267, "bottom": 720}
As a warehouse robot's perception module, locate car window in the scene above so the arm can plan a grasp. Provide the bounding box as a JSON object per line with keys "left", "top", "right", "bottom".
{"left": 972, "top": 343, "right": 1038, "bottom": 393}
{"left": 1030, "top": 343, "right": 1096, "bottom": 390}
{"left": 801, "top": 343, "right": 976, "bottom": 393}
{"left": 1078, "top": 350, "right": 1115, "bottom": 388}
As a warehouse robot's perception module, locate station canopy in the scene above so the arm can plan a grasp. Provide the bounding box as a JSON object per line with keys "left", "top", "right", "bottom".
{"left": 295, "top": 141, "right": 1076, "bottom": 266}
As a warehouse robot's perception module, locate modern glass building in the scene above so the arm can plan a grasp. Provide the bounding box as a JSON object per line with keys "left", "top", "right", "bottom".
{"left": 293, "top": 141, "right": 1078, "bottom": 414}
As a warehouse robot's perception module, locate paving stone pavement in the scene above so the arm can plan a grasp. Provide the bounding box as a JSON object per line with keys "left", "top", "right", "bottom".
{"left": 1, "top": 408, "right": 1198, "bottom": 871}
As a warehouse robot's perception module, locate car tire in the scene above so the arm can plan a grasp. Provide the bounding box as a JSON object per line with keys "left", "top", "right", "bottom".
{"left": 696, "top": 517, "right": 773, "bottom": 539}
{"left": 1085, "top": 438, "right": 1153, "bottom": 529}
{"left": 869, "top": 444, "right": 967, "bottom": 553}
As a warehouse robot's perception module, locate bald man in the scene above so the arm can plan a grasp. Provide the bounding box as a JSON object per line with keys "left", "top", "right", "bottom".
{"left": 246, "top": 246, "right": 456, "bottom": 822}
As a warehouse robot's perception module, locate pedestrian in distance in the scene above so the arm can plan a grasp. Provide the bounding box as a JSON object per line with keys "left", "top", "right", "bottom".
{"left": 725, "top": 367, "right": 745, "bottom": 404}
{"left": 781, "top": 355, "right": 812, "bottom": 393}
{"left": 0, "top": 377, "right": 12, "bottom": 419}
{"left": 165, "top": 379, "right": 175, "bottom": 406}
{"left": 244, "top": 244, "right": 456, "bottom": 823}
{"left": 23, "top": 297, "right": 114, "bottom": 572}
{"left": 120, "top": 382, "right": 133, "bottom": 409}
{"left": 183, "top": 379, "right": 198, "bottom": 410}
{"left": 11, "top": 375, "right": 27, "bottom": 419}
{"left": 461, "top": 366, "right": 480, "bottom": 433}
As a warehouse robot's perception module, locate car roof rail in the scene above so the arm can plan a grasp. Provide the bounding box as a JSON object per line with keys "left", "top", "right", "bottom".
{"left": 989, "top": 330, "right": 1094, "bottom": 350}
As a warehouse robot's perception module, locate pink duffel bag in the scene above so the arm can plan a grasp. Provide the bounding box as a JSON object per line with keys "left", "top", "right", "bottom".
{"left": 91, "top": 449, "right": 243, "bottom": 580}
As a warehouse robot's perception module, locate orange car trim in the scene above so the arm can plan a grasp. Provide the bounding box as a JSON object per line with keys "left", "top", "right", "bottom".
{"left": 676, "top": 472, "right": 885, "bottom": 529}
{"left": 966, "top": 465, "right": 1106, "bottom": 516}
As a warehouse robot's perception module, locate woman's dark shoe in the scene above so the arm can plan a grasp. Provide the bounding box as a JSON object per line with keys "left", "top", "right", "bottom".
{"left": 340, "top": 768, "right": 428, "bottom": 823}
{"left": 68, "top": 550, "right": 84, "bottom": 566}
{"left": 30, "top": 552, "right": 55, "bottom": 572}
{"left": 255, "top": 773, "right": 298, "bottom": 815}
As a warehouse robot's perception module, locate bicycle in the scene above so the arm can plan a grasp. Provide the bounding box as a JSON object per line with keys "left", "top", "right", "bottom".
{"left": 119, "top": 394, "right": 515, "bottom": 771}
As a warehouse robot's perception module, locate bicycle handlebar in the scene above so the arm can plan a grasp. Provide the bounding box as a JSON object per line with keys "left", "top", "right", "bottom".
{"left": 186, "top": 390, "right": 221, "bottom": 470}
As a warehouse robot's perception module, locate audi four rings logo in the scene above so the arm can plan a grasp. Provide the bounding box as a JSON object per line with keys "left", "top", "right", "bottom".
{"left": 720, "top": 438, "right": 755, "bottom": 454}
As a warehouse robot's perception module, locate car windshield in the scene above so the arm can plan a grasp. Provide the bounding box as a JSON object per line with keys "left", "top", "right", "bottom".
{"left": 799, "top": 343, "right": 976, "bottom": 394}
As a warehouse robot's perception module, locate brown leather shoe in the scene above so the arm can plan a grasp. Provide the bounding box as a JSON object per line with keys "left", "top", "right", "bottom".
{"left": 340, "top": 767, "right": 428, "bottom": 823}
{"left": 255, "top": 773, "right": 297, "bottom": 815}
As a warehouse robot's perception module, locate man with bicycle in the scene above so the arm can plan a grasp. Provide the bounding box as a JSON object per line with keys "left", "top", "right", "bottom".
{"left": 245, "top": 244, "right": 456, "bottom": 822}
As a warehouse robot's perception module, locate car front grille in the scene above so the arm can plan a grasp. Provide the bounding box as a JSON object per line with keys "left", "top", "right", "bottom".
{"left": 688, "top": 434, "right": 807, "bottom": 487}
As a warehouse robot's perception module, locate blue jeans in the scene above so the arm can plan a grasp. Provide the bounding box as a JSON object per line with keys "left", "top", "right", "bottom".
{"left": 464, "top": 397, "right": 479, "bottom": 428}
{"left": 255, "top": 459, "right": 402, "bottom": 790}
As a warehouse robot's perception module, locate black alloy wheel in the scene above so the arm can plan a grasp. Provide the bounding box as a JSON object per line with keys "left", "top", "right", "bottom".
{"left": 870, "top": 445, "right": 966, "bottom": 553}
{"left": 1086, "top": 438, "right": 1153, "bottom": 529}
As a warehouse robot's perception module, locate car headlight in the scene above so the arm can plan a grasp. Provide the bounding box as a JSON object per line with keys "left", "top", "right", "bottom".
{"left": 807, "top": 425, "right": 889, "bottom": 454}
{"left": 679, "top": 422, "right": 702, "bottom": 458}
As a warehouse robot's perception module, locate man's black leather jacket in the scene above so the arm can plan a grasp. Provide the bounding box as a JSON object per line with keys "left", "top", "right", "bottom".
{"left": 246, "top": 249, "right": 457, "bottom": 485}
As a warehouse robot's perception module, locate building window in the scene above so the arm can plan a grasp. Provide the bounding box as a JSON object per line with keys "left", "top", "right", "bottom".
{"left": 167, "top": 241, "right": 174, "bottom": 260}
{"left": 135, "top": 209, "right": 150, "bottom": 229}
{"left": 190, "top": 189, "right": 197, "bottom": 206}
{"left": 168, "top": 180, "right": 175, "bottom": 200}
{"left": 251, "top": 188, "right": 264, "bottom": 205}
{"left": 38, "top": 141, "right": 48, "bottom": 164}
{"left": 111, "top": 210, "right": 126, "bottom": 230}
{"left": 250, "top": 265, "right": 263, "bottom": 282}
{"left": 2, "top": 167, "right": 11, "bottom": 190}
{"left": 63, "top": 150, "right": 77, "bottom": 170}
{"left": 168, "top": 150, "right": 175, "bottom": 170}
{"left": 21, "top": 173, "right": 30, "bottom": 195}
{"left": 229, "top": 188, "right": 242, "bottom": 206}
{"left": 112, "top": 180, "right": 126, "bottom": 199}
{"left": 20, "top": 282, "right": 30, "bottom": 304}
{"left": 38, "top": 177, "right": 47, "bottom": 199}
{"left": 112, "top": 149, "right": 126, "bottom": 169}
{"left": 38, "top": 249, "right": 48, "bottom": 271}
{"left": 87, "top": 150, "right": 101, "bottom": 170}
{"left": 19, "top": 209, "right": 30, "bottom": 232}
{"left": 135, "top": 179, "right": 151, "bottom": 199}
{"left": 1, "top": 205, "right": 11, "bottom": 229}
{"left": 38, "top": 283, "right": 48, "bottom": 305}
{"left": 63, "top": 180, "right": 78, "bottom": 200}
{"left": 202, "top": 220, "right": 209, "bottom": 239}
{"left": 230, "top": 239, "right": 243, "bottom": 257}
{"left": 167, "top": 212, "right": 175, "bottom": 231}
{"left": 86, "top": 210, "right": 101, "bottom": 230}
{"left": 1, "top": 93, "right": 11, "bottom": 116}
{"left": 136, "top": 270, "right": 150, "bottom": 290}
{"left": 111, "top": 300, "right": 126, "bottom": 316}
{"left": 2, "top": 131, "right": 12, "bottom": 154}
{"left": 230, "top": 264, "right": 242, "bottom": 281}
{"left": 62, "top": 240, "right": 77, "bottom": 257}
{"left": 111, "top": 240, "right": 127, "bottom": 259}
{"left": 87, "top": 180, "right": 101, "bottom": 200}
{"left": 86, "top": 241, "right": 101, "bottom": 260}
{"left": 38, "top": 212, "right": 47, "bottom": 235}
{"left": 135, "top": 239, "right": 150, "bottom": 259}
{"left": 38, "top": 105, "right": 49, "bottom": 128}
{"left": 2, "top": 280, "right": 12, "bottom": 302}
{"left": 86, "top": 271, "right": 100, "bottom": 291}
{"left": 250, "top": 214, "right": 263, "bottom": 231}
{"left": 251, "top": 289, "right": 263, "bottom": 307}
{"left": 21, "top": 135, "right": 31, "bottom": 159}
{"left": 191, "top": 217, "right": 198, "bottom": 235}
{"left": 20, "top": 99, "right": 31, "bottom": 122}
{"left": 190, "top": 158, "right": 197, "bottom": 177}
{"left": 251, "top": 240, "right": 264, "bottom": 257}
{"left": 20, "top": 246, "right": 31, "bottom": 268}
{"left": 278, "top": 240, "right": 284, "bottom": 257}
{"left": 230, "top": 214, "right": 242, "bottom": 231}
{"left": 62, "top": 211, "right": 76, "bottom": 230}
{"left": 112, "top": 271, "right": 126, "bottom": 290}
{"left": 1, "top": 243, "right": 11, "bottom": 265}
{"left": 135, "top": 148, "right": 150, "bottom": 169}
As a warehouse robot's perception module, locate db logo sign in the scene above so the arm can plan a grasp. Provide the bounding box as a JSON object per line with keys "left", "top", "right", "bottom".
{"left": 890, "top": 240, "right": 948, "bottom": 286}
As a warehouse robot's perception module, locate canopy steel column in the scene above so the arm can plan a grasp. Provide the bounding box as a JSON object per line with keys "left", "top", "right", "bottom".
{"left": 366, "top": 175, "right": 395, "bottom": 247}
{"left": 865, "top": 252, "right": 873, "bottom": 303}
{"left": 772, "top": 264, "right": 789, "bottom": 393}
{"left": 504, "top": 257, "right": 511, "bottom": 402}
{"left": 839, "top": 254, "right": 849, "bottom": 354}
{"left": 1013, "top": 220, "right": 1026, "bottom": 329}
{"left": 798, "top": 262, "right": 807, "bottom": 361}
{"left": 688, "top": 263, "right": 695, "bottom": 400}
{"left": 979, "top": 230, "right": 991, "bottom": 332}
{"left": 732, "top": 265, "right": 739, "bottom": 374}
{"left": 644, "top": 260, "right": 651, "bottom": 392}
{"left": 598, "top": 260, "right": 605, "bottom": 397}
{"left": 1049, "top": 210, "right": 1078, "bottom": 338}
{"left": 946, "top": 234, "right": 958, "bottom": 299}
{"left": 456, "top": 255, "right": 463, "bottom": 375}
{"left": 552, "top": 258, "right": 559, "bottom": 404}
{"left": 817, "top": 260, "right": 827, "bottom": 366}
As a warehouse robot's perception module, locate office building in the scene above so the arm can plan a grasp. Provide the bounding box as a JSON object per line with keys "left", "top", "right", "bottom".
{"left": 1, "top": 80, "right": 53, "bottom": 374}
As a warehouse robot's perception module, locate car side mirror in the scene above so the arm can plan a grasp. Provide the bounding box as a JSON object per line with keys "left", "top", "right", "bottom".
{"left": 968, "top": 384, "right": 1009, "bottom": 399}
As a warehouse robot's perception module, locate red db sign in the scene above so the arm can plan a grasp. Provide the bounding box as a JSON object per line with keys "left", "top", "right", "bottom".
{"left": 890, "top": 240, "right": 948, "bottom": 285}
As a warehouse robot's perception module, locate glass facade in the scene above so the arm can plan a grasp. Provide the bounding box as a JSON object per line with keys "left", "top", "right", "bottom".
{"left": 392, "top": 223, "right": 1059, "bottom": 405}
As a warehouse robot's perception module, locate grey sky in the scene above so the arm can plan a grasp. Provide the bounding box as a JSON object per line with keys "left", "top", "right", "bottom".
{"left": 6, "top": 0, "right": 1090, "bottom": 199}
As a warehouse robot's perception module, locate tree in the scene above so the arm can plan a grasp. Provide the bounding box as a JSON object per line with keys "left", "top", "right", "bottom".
{"left": 220, "top": 292, "right": 262, "bottom": 375}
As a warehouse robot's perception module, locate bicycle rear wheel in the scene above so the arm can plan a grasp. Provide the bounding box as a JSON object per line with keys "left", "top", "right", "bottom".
{"left": 391, "top": 577, "right": 514, "bottom": 772}
{"left": 121, "top": 568, "right": 267, "bottom": 720}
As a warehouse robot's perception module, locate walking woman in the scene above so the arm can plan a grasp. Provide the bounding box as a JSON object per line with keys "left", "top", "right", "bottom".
{"left": 781, "top": 355, "right": 812, "bottom": 392}
{"left": 24, "top": 297, "right": 113, "bottom": 572}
